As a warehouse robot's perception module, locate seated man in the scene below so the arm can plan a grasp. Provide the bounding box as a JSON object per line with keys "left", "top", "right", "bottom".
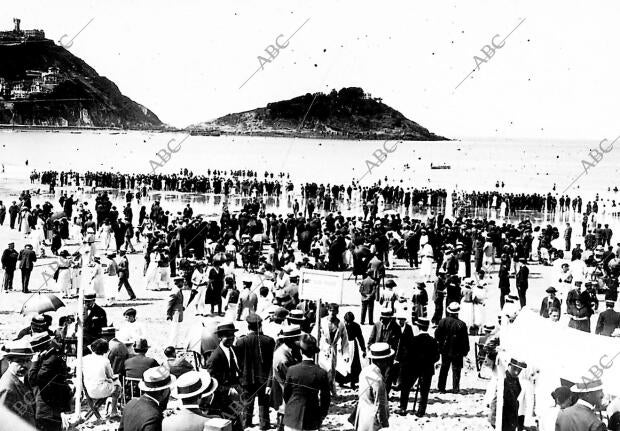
{"left": 164, "top": 346, "right": 194, "bottom": 378}
{"left": 124, "top": 339, "right": 159, "bottom": 379}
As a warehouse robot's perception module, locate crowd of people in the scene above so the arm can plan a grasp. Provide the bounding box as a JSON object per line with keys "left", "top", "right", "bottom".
{"left": 1, "top": 171, "right": 620, "bottom": 430}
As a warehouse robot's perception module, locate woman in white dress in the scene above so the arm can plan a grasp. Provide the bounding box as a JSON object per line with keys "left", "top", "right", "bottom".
{"left": 98, "top": 220, "right": 113, "bottom": 251}
{"left": 103, "top": 253, "right": 118, "bottom": 306}
{"left": 82, "top": 339, "right": 121, "bottom": 418}
{"left": 89, "top": 256, "right": 106, "bottom": 301}
{"left": 313, "top": 303, "right": 350, "bottom": 395}
{"left": 20, "top": 208, "right": 31, "bottom": 236}
{"left": 56, "top": 250, "right": 73, "bottom": 298}
{"left": 145, "top": 249, "right": 160, "bottom": 290}
{"left": 420, "top": 240, "right": 435, "bottom": 281}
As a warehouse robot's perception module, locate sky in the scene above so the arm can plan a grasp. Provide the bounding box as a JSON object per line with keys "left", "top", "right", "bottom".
{"left": 4, "top": 0, "right": 620, "bottom": 140}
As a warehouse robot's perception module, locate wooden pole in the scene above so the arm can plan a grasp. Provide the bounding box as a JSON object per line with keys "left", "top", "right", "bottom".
{"left": 74, "top": 253, "right": 86, "bottom": 418}
{"left": 495, "top": 358, "right": 505, "bottom": 431}
{"left": 315, "top": 298, "right": 321, "bottom": 364}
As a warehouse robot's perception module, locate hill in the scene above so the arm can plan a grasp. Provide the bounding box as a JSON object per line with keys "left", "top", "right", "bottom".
{"left": 0, "top": 34, "right": 162, "bottom": 129}
{"left": 191, "top": 87, "right": 447, "bottom": 140}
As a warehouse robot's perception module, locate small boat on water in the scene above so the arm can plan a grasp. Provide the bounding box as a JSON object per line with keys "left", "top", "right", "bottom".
{"left": 431, "top": 163, "right": 451, "bottom": 169}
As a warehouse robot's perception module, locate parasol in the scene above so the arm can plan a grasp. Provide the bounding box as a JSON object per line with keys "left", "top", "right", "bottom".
{"left": 21, "top": 293, "right": 65, "bottom": 315}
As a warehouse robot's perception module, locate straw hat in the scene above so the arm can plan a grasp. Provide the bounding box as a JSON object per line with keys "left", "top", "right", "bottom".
{"left": 571, "top": 379, "right": 603, "bottom": 393}
{"left": 139, "top": 366, "right": 177, "bottom": 392}
{"left": 447, "top": 302, "right": 460, "bottom": 314}
{"left": 278, "top": 325, "right": 302, "bottom": 340}
{"left": 1, "top": 339, "right": 34, "bottom": 360}
{"left": 171, "top": 370, "right": 218, "bottom": 399}
{"left": 368, "top": 342, "right": 394, "bottom": 360}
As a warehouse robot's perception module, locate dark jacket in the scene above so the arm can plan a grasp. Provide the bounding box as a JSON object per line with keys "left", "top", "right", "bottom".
{"left": 515, "top": 265, "right": 529, "bottom": 290}
{"left": 18, "top": 248, "right": 37, "bottom": 270}
{"left": 0, "top": 370, "right": 35, "bottom": 426}
{"left": 234, "top": 331, "right": 275, "bottom": 386}
{"left": 167, "top": 358, "right": 194, "bottom": 378}
{"left": 83, "top": 303, "right": 107, "bottom": 345}
{"left": 28, "top": 349, "right": 72, "bottom": 422}
{"left": 125, "top": 354, "right": 159, "bottom": 379}
{"left": 396, "top": 323, "right": 415, "bottom": 364}
{"left": 119, "top": 395, "right": 163, "bottom": 431}
{"left": 595, "top": 309, "right": 620, "bottom": 336}
{"left": 435, "top": 315, "right": 470, "bottom": 358}
{"left": 411, "top": 332, "right": 440, "bottom": 374}
{"left": 367, "top": 319, "right": 402, "bottom": 352}
{"left": 283, "top": 359, "right": 331, "bottom": 430}
{"left": 1, "top": 248, "right": 18, "bottom": 271}
{"left": 539, "top": 297, "right": 561, "bottom": 318}
{"left": 206, "top": 345, "right": 240, "bottom": 395}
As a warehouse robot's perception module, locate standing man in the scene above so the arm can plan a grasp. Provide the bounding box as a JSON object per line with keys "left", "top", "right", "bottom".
{"left": 435, "top": 302, "right": 470, "bottom": 394}
{"left": 119, "top": 366, "right": 176, "bottom": 431}
{"left": 0, "top": 201, "right": 6, "bottom": 226}
{"left": 235, "top": 313, "right": 275, "bottom": 430}
{"left": 490, "top": 358, "right": 527, "bottom": 431}
{"left": 237, "top": 280, "right": 258, "bottom": 321}
{"left": 394, "top": 310, "right": 415, "bottom": 415}
{"left": 353, "top": 343, "right": 392, "bottom": 430}
{"left": 118, "top": 250, "right": 137, "bottom": 300}
{"left": 8, "top": 201, "right": 18, "bottom": 229}
{"left": 283, "top": 334, "right": 331, "bottom": 431}
{"left": 367, "top": 307, "right": 402, "bottom": 394}
{"left": 166, "top": 277, "right": 185, "bottom": 346}
{"left": 271, "top": 325, "right": 302, "bottom": 430}
{"left": 564, "top": 223, "right": 572, "bottom": 252}
{"left": 359, "top": 273, "right": 377, "bottom": 325}
{"left": 83, "top": 293, "right": 108, "bottom": 346}
{"left": 409, "top": 318, "right": 439, "bottom": 417}
{"left": 18, "top": 244, "right": 37, "bottom": 293}
{"left": 515, "top": 258, "right": 529, "bottom": 307}
{"left": 1, "top": 242, "right": 18, "bottom": 291}
{"left": 595, "top": 299, "right": 620, "bottom": 336}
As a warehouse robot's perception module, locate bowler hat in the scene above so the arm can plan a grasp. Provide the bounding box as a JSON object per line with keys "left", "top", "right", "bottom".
{"left": 546, "top": 287, "right": 557, "bottom": 294}
{"left": 134, "top": 338, "right": 150, "bottom": 352}
{"left": 123, "top": 308, "right": 137, "bottom": 317}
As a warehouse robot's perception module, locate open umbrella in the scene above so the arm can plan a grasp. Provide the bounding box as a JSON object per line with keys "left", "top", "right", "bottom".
{"left": 21, "top": 293, "right": 65, "bottom": 315}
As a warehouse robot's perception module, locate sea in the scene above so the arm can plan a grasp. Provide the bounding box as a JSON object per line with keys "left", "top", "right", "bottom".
{"left": 0, "top": 130, "right": 619, "bottom": 219}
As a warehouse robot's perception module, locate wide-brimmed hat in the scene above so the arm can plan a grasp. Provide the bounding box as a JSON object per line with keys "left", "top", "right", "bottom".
{"left": 29, "top": 333, "right": 54, "bottom": 351}
{"left": 368, "top": 342, "right": 394, "bottom": 360}
{"left": 172, "top": 370, "right": 218, "bottom": 399}
{"left": 571, "top": 379, "right": 603, "bottom": 393}
{"left": 299, "top": 334, "right": 319, "bottom": 355}
{"left": 1, "top": 339, "right": 34, "bottom": 359}
{"left": 215, "top": 322, "right": 238, "bottom": 336}
{"left": 385, "top": 280, "right": 397, "bottom": 288}
{"left": 509, "top": 358, "right": 527, "bottom": 369}
{"left": 447, "top": 302, "right": 460, "bottom": 314}
{"left": 414, "top": 318, "right": 430, "bottom": 330}
{"left": 287, "top": 310, "right": 305, "bottom": 323}
{"left": 546, "top": 287, "right": 557, "bottom": 294}
{"left": 139, "top": 366, "right": 177, "bottom": 392}
{"left": 380, "top": 308, "right": 394, "bottom": 318}
{"left": 278, "top": 325, "right": 302, "bottom": 340}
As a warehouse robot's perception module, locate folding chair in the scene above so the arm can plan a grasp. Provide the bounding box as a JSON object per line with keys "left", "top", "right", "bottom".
{"left": 82, "top": 377, "right": 105, "bottom": 421}
{"left": 121, "top": 376, "right": 142, "bottom": 405}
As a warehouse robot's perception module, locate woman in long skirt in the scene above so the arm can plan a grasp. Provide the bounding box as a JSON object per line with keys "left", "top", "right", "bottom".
{"left": 20, "top": 209, "right": 31, "bottom": 236}
{"left": 344, "top": 312, "right": 366, "bottom": 389}
{"left": 89, "top": 257, "right": 106, "bottom": 301}
{"left": 57, "top": 250, "right": 73, "bottom": 298}
{"left": 353, "top": 343, "right": 391, "bottom": 431}
{"left": 313, "top": 303, "right": 349, "bottom": 395}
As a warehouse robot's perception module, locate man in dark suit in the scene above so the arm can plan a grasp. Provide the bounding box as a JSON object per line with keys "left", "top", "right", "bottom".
{"left": 234, "top": 313, "right": 275, "bottom": 430}
{"left": 118, "top": 250, "right": 137, "bottom": 300}
{"left": 125, "top": 339, "right": 159, "bottom": 379}
{"left": 283, "top": 334, "right": 331, "bottom": 431}
{"left": 17, "top": 244, "right": 36, "bottom": 293}
{"left": 206, "top": 322, "right": 242, "bottom": 431}
{"left": 367, "top": 307, "right": 401, "bottom": 394}
{"left": 119, "top": 366, "right": 175, "bottom": 431}
{"left": 394, "top": 310, "right": 415, "bottom": 415}
{"left": 435, "top": 302, "right": 469, "bottom": 393}
{"left": 515, "top": 258, "right": 529, "bottom": 307}
{"left": 410, "top": 318, "right": 440, "bottom": 417}
{"left": 595, "top": 300, "right": 620, "bottom": 336}
{"left": 359, "top": 273, "right": 377, "bottom": 325}
{"left": 539, "top": 287, "right": 561, "bottom": 318}
{"left": 1, "top": 242, "right": 18, "bottom": 291}
{"left": 83, "top": 294, "right": 107, "bottom": 346}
